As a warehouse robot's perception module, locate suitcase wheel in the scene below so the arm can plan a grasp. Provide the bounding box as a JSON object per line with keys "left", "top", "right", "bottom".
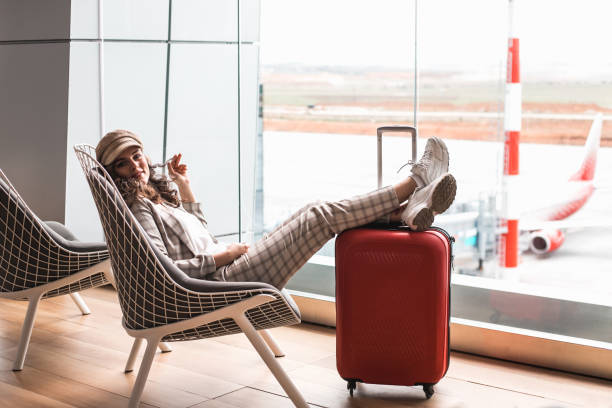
{"left": 423, "top": 384, "right": 434, "bottom": 399}
{"left": 347, "top": 379, "right": 357, "bottom": 397}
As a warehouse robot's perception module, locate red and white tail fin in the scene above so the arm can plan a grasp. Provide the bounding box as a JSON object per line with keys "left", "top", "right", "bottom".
{"left": 570, "top": 113, "right": 602, "bottom": 181}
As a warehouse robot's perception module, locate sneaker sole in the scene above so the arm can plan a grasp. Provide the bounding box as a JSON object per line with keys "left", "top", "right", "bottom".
{"left": 411, "top": 207, "right": 435, "bottom": 232}
{"left": 430, "top": 173, "right": 457, "bottom": 214}
{"left": 411, "top": 173, "right": 457, "bottom": 231}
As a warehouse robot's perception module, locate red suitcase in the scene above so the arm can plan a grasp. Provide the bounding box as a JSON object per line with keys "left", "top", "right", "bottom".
{"left": 335, "top": 126, "right": 453, "bottom": 399}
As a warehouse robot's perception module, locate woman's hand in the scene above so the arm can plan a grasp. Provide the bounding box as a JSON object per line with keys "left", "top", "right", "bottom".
{"left": 227, "top": 243, "right": 249, "bottom": 259}
{"left": 167, "top": 153, "right": 189, "bottom": 186}
{"left": 167, "top": 153, "right": 197, "bottom": 203}
{"left": 213, "top": 243, "right": 250, "bottom": 267}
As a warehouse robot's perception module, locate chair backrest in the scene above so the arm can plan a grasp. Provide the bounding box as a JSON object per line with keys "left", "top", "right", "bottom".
{"left": 73, "top": 144, "right": 281, "bottom": 331}
{"left": 0, "top": 170, "right": 108, "bottom": 293}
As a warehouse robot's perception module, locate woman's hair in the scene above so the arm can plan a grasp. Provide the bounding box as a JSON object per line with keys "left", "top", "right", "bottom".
{"left": 107, "top": 163, "right": 181, "bottom": 208}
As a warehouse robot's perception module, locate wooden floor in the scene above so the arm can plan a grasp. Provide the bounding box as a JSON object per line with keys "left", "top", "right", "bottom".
{"left": 0, "top": 286, "right": 610, "bottom": 408}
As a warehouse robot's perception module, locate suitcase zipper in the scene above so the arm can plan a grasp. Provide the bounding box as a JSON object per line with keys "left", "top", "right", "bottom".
{"left": 428, "top": 226, "right": 455, "bottom": 270}
{"left": 427, "top": 226, "right": 454, "bottom": 378}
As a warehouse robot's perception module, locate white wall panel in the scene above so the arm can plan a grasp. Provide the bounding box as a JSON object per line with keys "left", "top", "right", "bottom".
{"left": 171, "top": 0, "right": 236, "bottom": 42}
{"left": 65, "top": 42, "right": 103, "bottom": 241}
{"left": 70, "top": 0, "right": 99, "bottom": 39}
{"left": 166, "top": 43, "right": 239, "bottom": 236}
{"left": 103, "top": 42, "right": 167, "bottom": 164}
{"left": 239, "top": 44, "right": 260, "bottom": 242}
{"left": 171, "top": 0, "right": 258, "bottom": 43}
{"left": 104, "top": 0, "right": 169, "bottom": 40}
{"left": 240, "top": 0, "right": 260, "bottom": 43}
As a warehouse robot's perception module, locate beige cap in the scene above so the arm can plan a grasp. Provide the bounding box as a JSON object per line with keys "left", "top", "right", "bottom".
{"left": 96, "top": 130, "right": 143, "bottom": 166}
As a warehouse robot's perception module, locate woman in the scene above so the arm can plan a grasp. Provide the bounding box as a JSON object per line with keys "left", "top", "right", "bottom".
{"left": 96, "top": 130, "right": 456, "bottom": 289}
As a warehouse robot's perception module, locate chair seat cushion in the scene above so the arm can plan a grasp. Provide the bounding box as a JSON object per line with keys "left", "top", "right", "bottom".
{"left": 41, "top": 220, "right": 107, "bottom": 253}
{"left": 44, "top": 221, "right": 79, "bottom": 241}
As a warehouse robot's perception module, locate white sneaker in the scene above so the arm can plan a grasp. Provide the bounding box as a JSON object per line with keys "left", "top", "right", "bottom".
{"left": 404, "top": 137, "right": 450, "bottom": 188}
{"left": 401, "top": 173, "right": 457, "bottom": 231}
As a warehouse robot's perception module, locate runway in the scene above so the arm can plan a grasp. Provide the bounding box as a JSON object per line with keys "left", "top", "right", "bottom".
{"left": 263, "top": 131, "right": 612, "bottom": 299}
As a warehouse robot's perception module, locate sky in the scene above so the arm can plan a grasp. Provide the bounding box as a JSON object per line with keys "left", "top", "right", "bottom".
{"left": 260, "top": 0, "right": 612, "bottom": 80}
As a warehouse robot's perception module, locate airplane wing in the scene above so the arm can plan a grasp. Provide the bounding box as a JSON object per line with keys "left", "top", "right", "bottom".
{"left": 520, "top": 218, "right": 612, "bottom": 231}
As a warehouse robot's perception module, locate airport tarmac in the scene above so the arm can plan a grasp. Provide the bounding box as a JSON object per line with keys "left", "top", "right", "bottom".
{"left": 263, "top": 131, "right": 612, "bottom": 300}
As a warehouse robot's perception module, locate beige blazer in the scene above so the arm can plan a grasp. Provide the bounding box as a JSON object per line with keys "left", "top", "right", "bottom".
{"left": 130, "top": 198, "right": 221, "bottom": 280}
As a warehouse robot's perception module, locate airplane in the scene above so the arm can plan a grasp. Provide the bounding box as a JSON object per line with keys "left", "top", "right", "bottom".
{"left": 436, "top": 113, "right": 605, "bottom": 264}
{"left": 519, "top": 113, "right": 603, "bottom": 255}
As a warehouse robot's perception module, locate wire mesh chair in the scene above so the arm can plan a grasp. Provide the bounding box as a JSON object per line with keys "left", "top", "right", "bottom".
{"left": 73, "top": 144, "right": 307, "bottom": 408}
{"left": 0, "top": 169, "right": 114, "bottom": 371}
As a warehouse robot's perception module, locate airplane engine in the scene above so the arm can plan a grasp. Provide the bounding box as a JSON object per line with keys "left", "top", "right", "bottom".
{"left": 529, "top": 229, "right": 565, "bottom": 255}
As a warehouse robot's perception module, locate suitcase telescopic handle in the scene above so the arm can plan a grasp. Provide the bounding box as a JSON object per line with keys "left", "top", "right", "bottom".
{"left": 376, "top": 126, "right": 417, "bottom": 188}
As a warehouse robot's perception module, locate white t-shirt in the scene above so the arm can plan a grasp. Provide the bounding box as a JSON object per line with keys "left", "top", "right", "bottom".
{"left": 165, "top": 204, "right": 227, "bottom": 255}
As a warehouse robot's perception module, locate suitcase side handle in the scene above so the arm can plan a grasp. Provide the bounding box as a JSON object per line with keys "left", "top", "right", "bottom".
{"left": 376, "top": 126, "right": 417, "bottom": 188}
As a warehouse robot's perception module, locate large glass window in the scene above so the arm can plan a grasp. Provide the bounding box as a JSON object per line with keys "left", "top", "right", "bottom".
{"left": 259, "top": 0, "right": 612, "bottom": 364}
{"left": 260, "top": 0, "right": 417, "bottom": 296}
{"left": 431, "top": 0, "right": 612, "bottom": 347}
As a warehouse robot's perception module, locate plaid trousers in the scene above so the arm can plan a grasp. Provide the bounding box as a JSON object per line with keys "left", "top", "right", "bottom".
{"left": 219, "top": 185, "right": 399, "bottom": 289}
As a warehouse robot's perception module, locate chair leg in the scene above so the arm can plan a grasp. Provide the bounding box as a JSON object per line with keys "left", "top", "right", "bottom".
{"left": 103, "top": 268, "right": 116, "bottom": 288}
{"left": 13, "top": 294, "right": 42, "bottom": 371}
{"left": 69, "top": 293, "right": 91, "bottom": 315}
{"left": 126, "top": 338, "right": 168, "bottom": 373}
{"left": 128, "top": 337, "right": 160, "bottom": 408}
{"left": 158, "top": 342, "right": 172, "bottom": 353}
{"left": 260, "top": 329, "right": 285, "bottom": 357}
{"left": 235, "top": 314, "right": 308, "bottom": 408}
{"left": 125, "top": 338, "right": 143, "bottom": 373}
